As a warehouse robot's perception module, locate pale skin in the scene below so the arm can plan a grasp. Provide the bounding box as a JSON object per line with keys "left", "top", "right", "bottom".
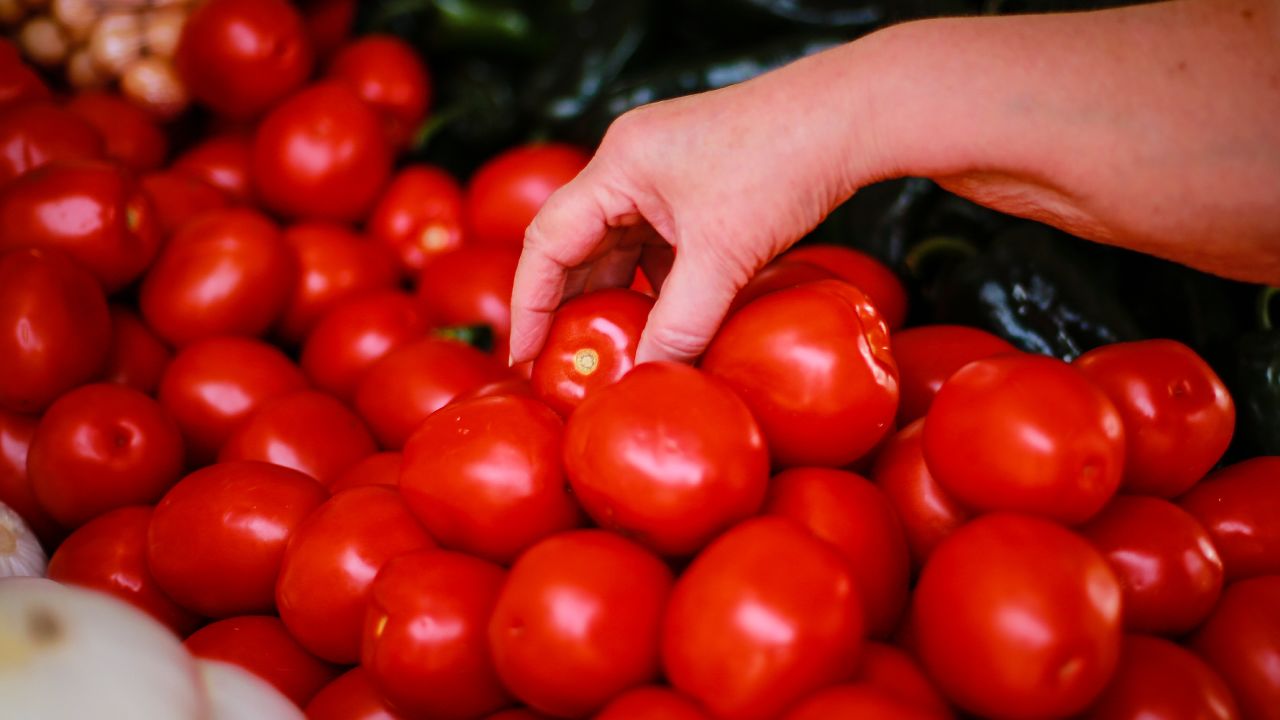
{"left": 508, "top": 0, "right": 1280, "bottom": 366}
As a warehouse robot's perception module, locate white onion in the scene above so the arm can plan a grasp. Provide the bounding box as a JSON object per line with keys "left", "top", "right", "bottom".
{"left": 198, "top": 660, "right": 305, "bottom": 720}
{"left": 0, "top": 501, "right": 46, "bottom": 578}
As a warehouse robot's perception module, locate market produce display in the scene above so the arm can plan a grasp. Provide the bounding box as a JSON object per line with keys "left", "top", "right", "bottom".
{"left": 0, "top": 1, "right": 1276, "bottom": 719}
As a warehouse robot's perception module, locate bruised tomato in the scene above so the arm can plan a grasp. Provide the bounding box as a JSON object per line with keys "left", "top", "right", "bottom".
{"left": 326, "top": 35, "right": 430, "bottom": 149}
{"left": 0, "top": 100, "right": 103, "bottom": 184}
{"left": 367, "top": 165, "right": 464, "bottom": 274}
{"left": 464, "top": 143, "right": 589, "bottom": 250}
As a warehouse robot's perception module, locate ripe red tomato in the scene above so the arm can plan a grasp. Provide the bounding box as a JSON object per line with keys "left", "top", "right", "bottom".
{"left": 454, "top": 377, "right": 536, "bottom": 403}
{"left": 923, "top": 354, "right": 1125, "bottom": 524}
{"left": 304, "top": 0, "right": 357, "bottom": 59}
{"left": 147, "top": 460, "right": 327, "bottom": 617}
{"left": 103, "top": 305, "right": 172, "bottom": 396}
{"left": 367, "top": 165, "right": 464, "bottom": 274}
{"left": 139, "top": 171, "right": 231, "bottom": 238}
{"left": 852, "top": 643, "right": 953, "bottom": 717}
{"left": 594, "top": 687, "right": 710, "bottom": 720}
{"left": 415, "top": 246, "right": 520, "bottom": 357}
{"left": 276, "top": 486, "right": 434, "bottom": 664}
{"left": 1180, "top": 457, "right": 1280, "bottom": 582}
{"left": 483, "top": 712, "right": 552, "bottom": 720}
{"left": 1085, "top": 634, "right": 1239, "bottom": 720}
{"left": 252, "top": 82, "right": 393, "bottom": 222}
{"left": 306, "top": 668, "right": 406, "bottom": 720}
{"left": 330, "top": 451, "right": 400, "bottom": 492}
{"left": 28, "top": 383, "right": 184, "bottom": 528}
{"left": 185, "top": 615, "right": 340, "bottom": 707}
{"left": 326, "top": 35, "right": 431, "bottom": 149}
{"left": 889, "top": 325, "right": 1016, "bottom": 426}
{"left": 489, "top": 530, "right": 673, "bottom": 717}
{"left": 702, "top": 279, "right": 899, "bottom": 468}
{"left": 914, "top": 513, "right": 1123, "bottom": 719}
{"left": 783, "top": 684, "right": 946, "bottom": 720}
{"left": 0, "top": 41, "right": 50, "bottom": 107}
{"left": 1192, "top": 575, "right": 1280, "bottom": 720}
{"left": 783, "top": 245, "right": 907, "bottom": 330}
{"left": 664, "top": 517, "right": 864, "bottom": 720}
{"left": 725, "top": 260, "right": 836, "bottom": 317}
{"left": 530, "top": 288, "right": 653, "bottom": 416}
{"left": 172, "top": 132, "right": 254, "bottom": 203}
{"left": 65, "top": 92, "right": 168, "bottom": 172}
{"left": 464, "top": 143, "right": 590, "bottom": 250}
{"left": 300, "top": 290, "right": 429, "bottom": 402}
{"left": 401, "top": 395, "right": 581, "bottom": 564}
{"left": 0, "top": 409, "right": 60, "bottom": 546}
{"left": 0, "top": 160, "right": 160, "bottom": 292}
{"left": 277, "top": 222, "right": 398, "bottom": 343}
{"left": 46, "top": 506, "right": 202, "bottom": 636}
{"left": 363, "top": 550, "right": 510, "bottom": 719}
{"left": 176, "top": 0, "right": 314, "bottom": 119}
{"left": 0, "top": 100, "right": 102, "bottom": 184}
{"left": 0, "top": 248, "right": 110, "bottom": 413}
{"left": 139, "top": 207, "right": 296, "bottom": 346}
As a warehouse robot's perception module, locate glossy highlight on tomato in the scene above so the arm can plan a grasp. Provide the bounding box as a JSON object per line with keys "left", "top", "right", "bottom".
{"left": 0, "top": 100, "right": 103, "bottom": 184}
{"left": 1179, "top": 456, "right": 1280, "bottom": 582}
{"left": 367, "top": 165, "right": 465, "bottom": 273}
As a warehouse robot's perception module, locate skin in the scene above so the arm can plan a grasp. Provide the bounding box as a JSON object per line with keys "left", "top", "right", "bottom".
{"left": 509, "top": 0, "right": 1280, "bottom": 364}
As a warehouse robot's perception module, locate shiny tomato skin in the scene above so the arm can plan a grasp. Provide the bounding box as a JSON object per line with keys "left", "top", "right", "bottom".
{"left": 400, "top": 395, "right": 581, "bottom": 564}
{"left": 172, "top": 132, "right": 254, "bottom": 203}
{"left": 923, "top": 354, "right": 1125, "bottom": 524}
{"left": 1085, "top": 634, "right": 1239, "bottom": 720}
{"left": 783, "top": 684, "right": 947, "bottom": 720}
{"left": 66, "top": 92, "right": 168, "bottom": 172}
{"left": 185, "top": 615, "right": 340, "bottom": 707}
{"left": 530, "top": 288, "right": 653, "bottom": 417}
{"left": 0, "top": 247, "right": 111, "bottom": 413}
{"left": 702, "top": 279, "right": 899, "bottom": 468}
{"left": 367, "top": 165, "right": 464, "bottom": 274}
{"left": 464, "top": 143, "right": 589, "bottom": 250}
{"left": 362, "top": 550, "right": 510, "bottom": 719}
{"left": 1191, "top": 575, "right": 1280, "bottom": 720}
{"left": 326, "top": 35, "right": 431, "bottom": 149}
{"left": 252, "top": 82, "right": 393, "bottom": 223}
{"left": 300, "top": 290, "right": 429, "bottom": 402}
{"left": 1079, "top": 495, "right": 1224, "bottom": 635}
{"left": 139, "top": 207, "right": 296, "bottom": 346}
{"left": 488, "top": 530, "right": 673, "bottom": 718}
{"left": 305, "top": 0, "right": 357, "bottom": 59}
{"left": 139, "top": 171, "right": 230, "bottom": 239}
{"left": 415, "top": 246, "right": 520, "bottom": 357}
{"left": 176, "top": 0, "right": 314, "bottom": 119}
{"left": 594, "top": 687, "right": 711, "bottom": 720}
{"left": 103, "top": 305, "right": 172, "bottom": 395}
{"left": 277, "top": 222, "right": 398, "bottom": 343}
{"left": 1179, "top": 457, "right": 1280, "bottom": 582}
{"left": 305, "top": 668, "right": 406, "bottom": 720}
{"left": 783, "top": 245, "right": 908, "bottom": 330}
{"left": 0, "top": 409, "right": 60, "bottom": 546}
{"left": 147, "top": 460, "right": 327, "bottom": 617}
{"left": 330, "top": 451, "right": 399, "bottom": 492}
{"left": 46, "top": 506, "right": 202, "bottom": 636}
{"left": 852, "top": 642, "right": 953, "bottom": 717}
{"left": 725, "top": 259, "right": 836, "bottom": 317}
{"left": 914, "top": 513, "right": 1123, "bottom": 719}
{"left": 889, "top": 325, "right": 1017, "bottom": 426}
{"left": 0, "top": 100, "right": 103, "bottom": 184}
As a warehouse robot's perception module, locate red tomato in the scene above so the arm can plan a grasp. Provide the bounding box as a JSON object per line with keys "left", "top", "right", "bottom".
{"left": 46, "top": 506, "right": 202, "bottom": 636}
{"left": 594, "top": 687, "right": 710, "bottom": 720}
{"left": 185, "top": 615, "right": 340, "bottom": 707}
{"left": 218, "top": 390, "right": 377, "bottom": 488}
{"left": 489, "top": 530, "right": 673, "bottom": 717}
{"left": 1192, "top": 575, "right": 1280, "bottom": 720}
{"left": 139, "top": 171, "right": 231, "bottom": 238}
{"left": 147, "top": 460, "right": 327, "bottom": 617}
{"left": 852, "top": 643, "right": 953, "bottom": 718}
{"left": 914, "top": 513, "right": 1122, "bottom": 719}
{"left": 664, "top": 517, "right": 864, "bottom": 720}
{"left": 1079, "top": 495, "right": 1224, "bottom": 635}
{"left": 783, "top": 244, "right": 908, "bottom": 329}
{"left": 175, "top": 0, "right": 314, "bottom": 119}
{"left": 277, "top": 222, "right": 398, "bottom": 343}
{"left": 28, "top": 383, "right": 184, "bottom": 528}
{"left": 0, "top": 100, "right": 103, "bottom": 184}
{"left": 277, "top": 486, "right": 434, "bottom": 664}
{"left": 725, "top": 260, "right": 837, "bottom": 317}
{"left": 65, "top": 92, "right": 168, "bottom": 172}
{"left": 415, "top": 246, "right": 519, "bottom": 358}
{"left": 1085, "top": 634, "right": 1239, "bottom": 720}
{"left": 353, "top": 337, "right": 509, "bottom": 449}
{"left": 367, "top": 165, "right": 465, "bottom": 274}
{"left": 484, "top": 712, "right": 552, "bottom": 720}
{"left": 103, "top": 305, "right": 172, "bottom": 395}
{"left": 401, "top": 395, "right": 581, "bottom": 564}
{"left": 363, "top": 550, "right": 510, "bottom": 719}
{"left": 0, "top": 248, "right": 110, "bottom": 413}
{"left": 139, "top": 207, "right": 296, "bottom": 346}
{"left": 0, "top": 160, "right": 160, "bottom": 292}
{"left": 300, "top": 290, "right": 429, "bottom": 402}
{"left": 702, "top": 279, "right": 899, "bottom": 468}
{"left": 0, "top": 42, "right": 50, "bottom": 107}
{"left": 172, "top": 133, "right": 254, "bottom": 203}
{"left": 530, "top": 288, "right": 653, "bottom": 416}
{"left": 252, "top": 82, "right": 393, "bottom": 223}
{"left": 304, "top": 0, "right": 357, "bottom": 59}
{"left": 783, "top": 684, "right": 946, "bottom": 720}
{"left": 330, "top": 451, "right": 399, "bottom": 492}
{"left": 0, "top": 409, "right": 60, "bottom": 546}
{"left": 889, "top": 325, "right": 1016, "bottom": 426}
{"left": 454, "top": 377, "right": 536, "bottom": 403}
{"left": 306, "top": 668, "right": 406, "bottom": 720}
{"left": 923, "top": 354, "right": 1125, "bottom": 524}
{"left": 464, "top": 143, "right": 590, "bottom": 250}
{"left": 326, "top": 35, "right": 431, "bottom": 149}
{"left": 158, "top": 336, "right": 309, "bottom": 464}
{"left": 765, "top": 468, "right": 910, "bottom": 639}
{"left": 1180, "top": 457, "right": 1280, "bottom": 582}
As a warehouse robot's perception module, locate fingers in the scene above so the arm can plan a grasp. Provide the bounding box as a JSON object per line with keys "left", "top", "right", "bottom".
{"left": 635, "top": 248, "right": 743, "bottom": 365}
{"left": 585, "top": 224, "right": 659, "bottom": 292}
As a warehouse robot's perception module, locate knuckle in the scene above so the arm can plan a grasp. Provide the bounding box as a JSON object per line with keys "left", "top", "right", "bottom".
{"left": 647, "top": 324, "right": 708, "bottom": 361}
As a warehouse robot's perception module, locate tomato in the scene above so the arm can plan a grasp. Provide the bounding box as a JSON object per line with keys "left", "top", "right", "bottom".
{"left": 331, "top": 451, "right": 399, "bottom": 492}
{"left": 594, "top": 687, "right": 710, "bottom": 720}
{"left": 252, "top": 82, "right": 393, "bottom": 223}
{"left": 1180, "top": 457, "right": 1280, "bottom": 582}
{"left": 0, "top": 100, "right": 102, "bottom": 184}
{"left": 0, "top": 160, "right": 160, "bottom": 292}
{"left": 277, "top": 222, "right": 398, "bottom": 343}
{"left": 147, "top": 460, "right": 327, "bottom": 617}
{"left": 415, "top": 246, "right": 519, "bottom": 358}
{"left": 139, "top": 171, "right": 231, "bottom": 238}
{"left": 0, "top": 409, "right": 60, "bottom": 546}
{"left": 914, "top": 513, "right": 1122, "bottom": 719}
{"left": 1192, "top": 575, "right": 1280, "bottom": 720}
{"left": 367, "top": 165, "right": 465, "bottom": 274}
{"left": 353, "top": 337, "right": 510, "bottom": 449}
{"left": 0, "top": 248, "right": 110, "bottom": 413}
{"left": 172, "top": 132, "right": 254, "bottom": 203}
{"left": 483, "top": 712, "right": 552, "bottom": 720}
{"left": 46, "top": 506, "right": 202, "bottom": 636}
{"left": 725, "top": 260, "right": 836, "bottom": 317}
{"left": 782, "top": 245, "right": 908, "bottom": 330}
{"left": 464, "top": 143, "right": 590, "bottom": 250}
{"left": 301, "top": 290, "right": 429, "bottom": 402}
{"left": 851, "top": 643, "right": 953, "bottom": 717}
{"left": 65, "top": 92, "right": 168, "bottom": 172}
{"left": 185, "top": 615, "right": 340, "bottom": 707}
{"left": 277, "top": 486, "right": 434, "bottom": 664}
{"left": 304, "top": 0, "right": 357, "bottom": 59}
{"left": 175, "top": 0, "right": 314, "bottom": 119}
{"left": 889, "top": 325, "right": 1016, "bottom": 426}
{"left": 140, "top": 207, "right": 296, "bottom": 346}
{"left": 1079, "top": 495, "right": 1224, "bottom": 635}
{"left": 103, "top": 305, "right": 172, "bottom": 396}
{"left": 702, "top": 279, "right": 899, "bottom": 468}
{"left": 158, "top": 336, "right": 309, "bottom": 464}
{"left": 455, "top": 377, "right": 536, "bottom": 403}
{"left": 363, "top": 550, "right": 510, "bottom": 719}
{"left": 0, "top": 41, "right": 50, "bottom": 107}
{"left": 1085, "top": 634, "right": 1239, "bottom": 720}
{"left": 28, "top": 383, "right": 184, "bottom": 528}
{"left": 326, "top": 35, "right": 431, "bottom": 149}
{"left": 783, "top": 684, "right": 946, "bottom": 720}
{"left": 530, "top": 288, "right": 653, "bottom": 416}
{"left": 306, "top": 668, "right": 406, "bottom": 720}
{"left": 765, "top": 468, "right": 910, "bottom": 639}
{"left": 923, "top": 354, "right": 1125, "bottom": 524}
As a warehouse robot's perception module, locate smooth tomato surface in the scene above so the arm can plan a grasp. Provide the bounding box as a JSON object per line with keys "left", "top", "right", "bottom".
{"left": 1085, "top": 634, "right": 1239, "bottom": 720}
{"left": 103, "top": 305, "right": 172, "bottom": 395}
{"left": 725, "top": 260, "right": 836, "bottom": 317}
{"left": 889, "top": 324, "right": 1016, "bottom": 426}
{"left": 0, "top": 100, "right": 102, "bottom": 184}
{"left": 331, "top": 451, "right": 400, "bottom": 492}
{"left": 594, "top": 687, "right": 711, "bottom": 720}
{"left": 305, "top": 0, "right": 357, "bottom": 58}
{"left": 1179, "top": 457, "right": 1280, "bottom": 582}
{"left": 852, "top": 643, "right": 953, "bottom": 717}
{"left": 66, "top": 91, "right": 167, "bottom": 171}
{"left": 278, "top": 222, "right": 398, "bottom": 343}
{"left": 0, "top": 409, "right": 60, "bottom": 546}
{"left": 464, "top": 143, "right": 589, "bottom": 250}
{"left": 0, "top": 44, "right": 50, "bottom": 107}
{"left": 1191, "top": 575, "right": 1280, "bottom": 720}
{"left": 139, "top": 171, "right": 231, "bottom": 238}
{"left": 367, "top": 165, "right": 464, "bottom": 274}
{"left": 172, "top": 132, "right": 254, "bottom": 203}
{"left": 305, "top": 668, "right": 405, "bottom": 720}
{"left": 783, "top": 684, "right": 947, "bottom": 720}
{"left": 783, "top": 245, "right": 908, "bottom": 330}
{"left": 300, "top": 290, "right": 429, "bottom": 402}
{"left": 326, "top": 35, "right": 431, "bottom": 148}
{"left": 415, "top": 246, "right": 520, "bottom": 358}
{"left": 186, "top": 615, "right": 340, "bottom": 708}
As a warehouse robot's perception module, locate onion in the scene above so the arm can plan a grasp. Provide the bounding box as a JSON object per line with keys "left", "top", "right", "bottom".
{"left": 0, "top": 501, "right": 45, "bottom": 578}
{"left": 0, "top": 0, "right": 27, "bottom": 25}
{"left": 121, "top": 55, "right": 188, "bottom": 118}
{"left": 18, "top": 15, "right": 69, "bottom": 66}
{"left": 67, "top": 46, "right": 111, "bottom": 89}
{"left": 198, "top": 660, "right": 306, "bottom": 720}
{"left": 51, "top": 0, "right": 97, "bottom": 43}
{"left": 89, "top": 9, "right": 142, "bottom": 75}
{"left": 142, "top": 5, "right": 186, "bottom": 58}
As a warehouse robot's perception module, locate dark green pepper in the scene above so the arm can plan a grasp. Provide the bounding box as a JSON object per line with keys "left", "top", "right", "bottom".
{"left": 1229, "top": 287, "right": 1280, "bottom": 456}
{"left": 362, "top": 0, "right": 546, "bottom": 56}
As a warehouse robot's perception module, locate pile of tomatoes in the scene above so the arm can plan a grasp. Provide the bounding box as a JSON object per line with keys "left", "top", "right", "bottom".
{"left": 0, "top": 1, "right": 1277, "bottom": 719}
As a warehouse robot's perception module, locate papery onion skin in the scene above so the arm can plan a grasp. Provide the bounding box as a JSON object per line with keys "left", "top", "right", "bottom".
{"left": 198, "top": 659, "right": 305, "bottom": 720}
{"left": 0, "top": 500, "right": 46, "bottom": 578}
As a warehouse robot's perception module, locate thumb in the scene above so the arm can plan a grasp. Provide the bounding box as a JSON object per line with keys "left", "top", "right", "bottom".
{"left": 635, "top": 249, "right": 743, "bottom": 364}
